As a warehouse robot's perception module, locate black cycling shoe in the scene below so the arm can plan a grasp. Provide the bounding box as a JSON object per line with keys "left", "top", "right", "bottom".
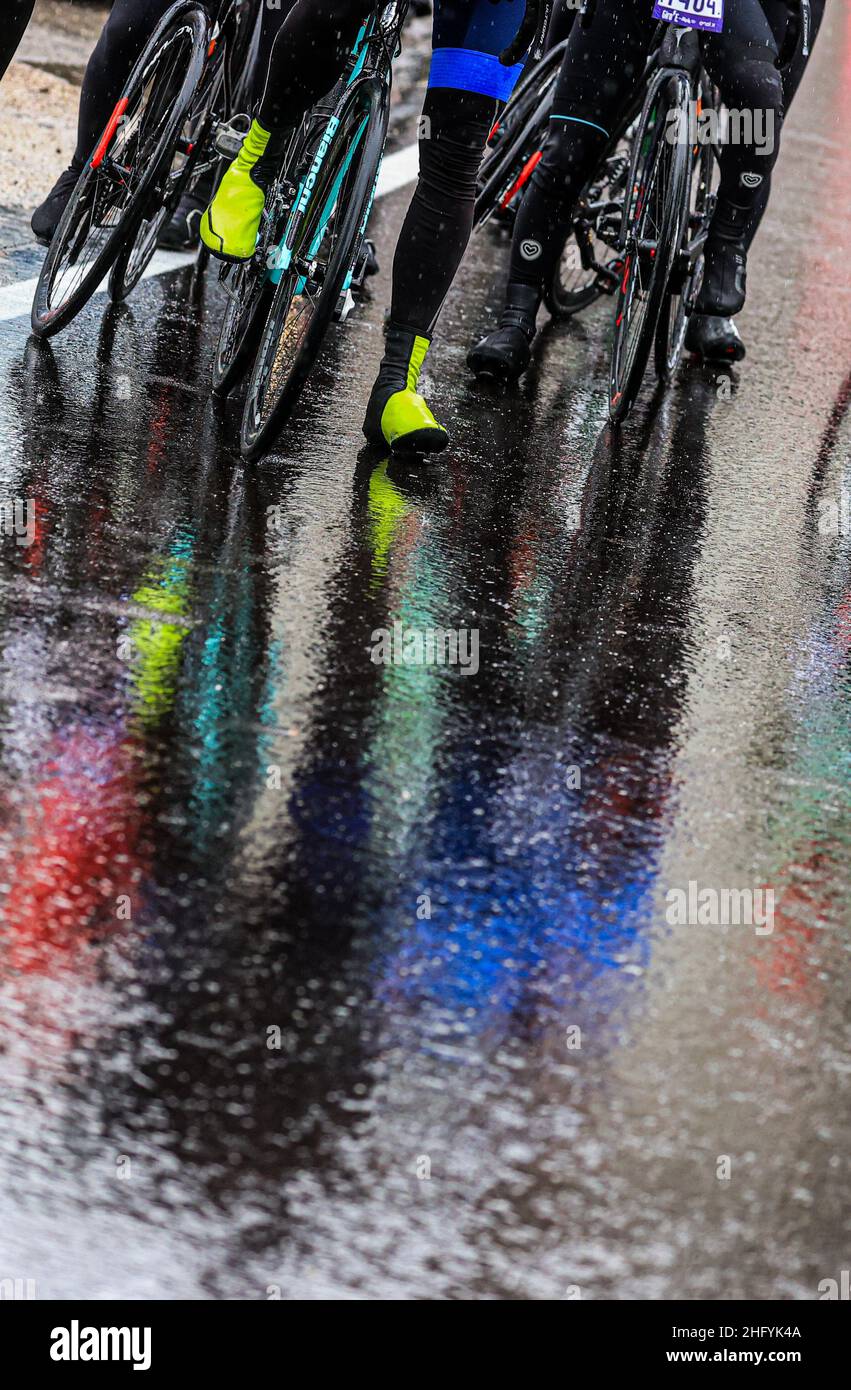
{"left": 31, "top": 160, "right": 84, "bottom": 246}
{"left": 468, "top": 283, "right": 540, "bottom": 382}
{"left": 159, "top": 165, "right": 216, "bottom": 250}
{"left": 685, "top": 313, "right": 746, "bottom": 362}
{"left": 697, "top": 235, "right": 748, "bottom": 317}
{"left": 158, "top": 189, "right": 207, "bottom": 250}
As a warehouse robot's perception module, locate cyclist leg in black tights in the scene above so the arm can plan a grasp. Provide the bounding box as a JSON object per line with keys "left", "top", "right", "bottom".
{"left": 251, "top": 0, "right": 521, "bottom": 355}
{"left": 470, "top": 0, "right": 800, "bottom": 379}
{"left": 688, "top": 0, "right": 825, "bottom": 358}
{"left": 1, "top": 0, "right": 35, "bottom": 84}
{"left": 544, "top": 0, "right": 579, "bottom": 51}
{"left": 365, "top": 0, "right": 526, "bottom": 450}
{"left": 201, "top": 0, "right": 526, "bottom": 451}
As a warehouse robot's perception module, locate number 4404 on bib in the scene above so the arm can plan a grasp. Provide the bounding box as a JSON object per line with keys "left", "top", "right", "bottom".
{"left": 652, "top": 0, "right": 725, "bottom": 34}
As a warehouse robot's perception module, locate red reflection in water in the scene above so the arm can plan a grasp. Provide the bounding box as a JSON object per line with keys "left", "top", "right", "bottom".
{"left": 0, "top": 726, "right": 146, "bottom": 979}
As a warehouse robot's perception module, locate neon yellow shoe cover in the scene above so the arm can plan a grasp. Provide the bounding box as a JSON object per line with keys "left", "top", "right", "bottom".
{"left": 200, "top": 119, "right": 271, "bottom": 262}
{"left": 381, "top": 390, "right": 447, "bottom": 452}
{"left": 367, "top": 334, "right": 448, "bottom": 453}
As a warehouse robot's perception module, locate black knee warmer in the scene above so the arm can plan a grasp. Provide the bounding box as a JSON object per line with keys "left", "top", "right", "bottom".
{"left": 389, "top": 87, "right": 495, "bottom": 336}
{"left": 711, "top": 45, "right": 785, "bottom": 221}
{"left": 508, "top": 114, "right": 607, "bottom": 288}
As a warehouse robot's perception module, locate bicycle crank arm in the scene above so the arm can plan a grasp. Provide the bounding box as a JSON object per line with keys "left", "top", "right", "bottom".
{"left": 593, "top": 258, "right": 623, "bottom": 291}
{"left": 679, "top": 227, "right": 709, "bottom": 265}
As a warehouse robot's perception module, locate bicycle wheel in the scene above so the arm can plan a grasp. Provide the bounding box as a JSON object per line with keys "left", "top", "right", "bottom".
{"left": 240, "top": 79, "right": 388, "bottom": 461}
{"left": 212, "top": 263, "right": 274, "bottom": 398}
{"left": 654, "top": 119, "right": 716, "bottom": 382}
{"left": 473, "top": 41, "right": 566, "bottom": 230}
{"left": 211, "top": 169, "right": 294, "bottom": 397}
{"left": 545, "top": 136, "right": 633, "bottom": 320}
{"left": 31, "top": 1, "right": 209, "bottom": 338}
{"left": 609, "top": 71, "right": 690, "bottom": 425}
{"left": 110, "top": 0, "right": 256, "bottom": 302}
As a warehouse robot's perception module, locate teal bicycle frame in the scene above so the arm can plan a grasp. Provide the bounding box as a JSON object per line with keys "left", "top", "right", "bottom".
{"left": 266, "top": 3, "right": 406, "bottom": 291}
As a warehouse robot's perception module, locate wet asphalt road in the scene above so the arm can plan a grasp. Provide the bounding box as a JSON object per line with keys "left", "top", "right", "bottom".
{"left": 1, "top": 9, "right": 850, "bottom": 1302}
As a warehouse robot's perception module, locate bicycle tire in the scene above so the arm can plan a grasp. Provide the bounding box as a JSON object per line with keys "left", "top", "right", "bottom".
{"left": 473, "top": 41, "right": 566, "bottom": 229}
{"left": 609, "top": 71, "right": 690, "bottom": 425}
{"left": 31, "top": 1, "right": 209, "bottom": 338}
{"left": 212, "top": 241, "right": 278, "bottom": 397}
{"left": 654, "top": 116, "right": 716, "bottom": 382}
{"left": 240, "top": 78, "right": 388, "bottom": 461}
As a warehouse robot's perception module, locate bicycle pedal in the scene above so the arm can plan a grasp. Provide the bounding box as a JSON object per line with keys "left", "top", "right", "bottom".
{"left": 598, "top": 210, "right": 622, "bottom": 240}
{"left": 605, "top": 154, "right": 629, "bottom": 179}
{"left": 349, "top": 239, "right": 378, "bottom": 294}
{"left": 213, "top": 114, "right": 251, "bottom": 161}
{"left": 596, "top": 258, "right": 623, "bottom": 293}
{"left": 334, "top": 287, "right": 357, "bottom": 323}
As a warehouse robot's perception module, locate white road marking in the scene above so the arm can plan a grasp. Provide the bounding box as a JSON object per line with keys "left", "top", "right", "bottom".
{"left": 375, "top": 141, "right": 420, "bottom": 198}
{"left": 0, "top": 249, "right": 197, "bottom": 324}
{"left": 0, "top": 141, "right": 421, "bottom": 325}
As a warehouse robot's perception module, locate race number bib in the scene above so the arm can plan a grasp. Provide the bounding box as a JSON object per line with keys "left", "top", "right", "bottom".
{"left": 652, "top": 0, "right": 725, "bottom": 34}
